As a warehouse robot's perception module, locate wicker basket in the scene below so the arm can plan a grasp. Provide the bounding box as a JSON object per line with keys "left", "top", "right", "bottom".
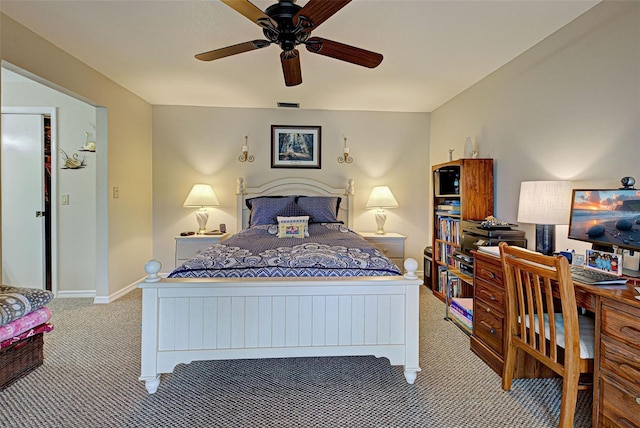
{"left": 0, "top": 333, "right": 44, "bottom": 390}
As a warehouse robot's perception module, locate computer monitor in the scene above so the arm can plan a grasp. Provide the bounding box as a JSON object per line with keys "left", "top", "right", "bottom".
{"left": 568, "top": 189, "right": 640, "bottom": 275}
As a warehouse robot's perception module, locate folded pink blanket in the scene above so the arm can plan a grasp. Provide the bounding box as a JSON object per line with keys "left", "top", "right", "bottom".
{"left": 0, "top": 307, "right": 52, "bottom": 343}
{"left": 0, "top": 322, "right": 53, "bottom": 349}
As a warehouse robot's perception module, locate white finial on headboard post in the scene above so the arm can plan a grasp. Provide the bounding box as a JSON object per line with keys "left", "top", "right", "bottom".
{"left": 345, "top": 178, "right": 355, "bottom": 227}
{"left": 237, "top": 177, "right": 246, "bottom": 195}
{"left": 347, "top": 178, "right": 354, "bottom": 196}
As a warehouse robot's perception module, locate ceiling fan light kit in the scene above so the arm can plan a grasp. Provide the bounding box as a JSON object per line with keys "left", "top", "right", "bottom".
{"left": 196, "top": 0, "right": 383, "bottom": 86}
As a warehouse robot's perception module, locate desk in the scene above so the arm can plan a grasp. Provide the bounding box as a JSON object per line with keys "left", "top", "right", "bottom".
{"left": 471, "top": 250, "right": 640, "bottom": 428}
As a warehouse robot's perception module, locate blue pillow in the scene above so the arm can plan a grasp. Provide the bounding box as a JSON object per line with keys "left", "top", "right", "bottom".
{"left": 276, "top": 200, "right": 311, "bottom": 218}
{"left": 296, "top": 196, "right": 341, "bottom": 223}
{"left": 246, "top": 196, "right": 296, "bottom": 226}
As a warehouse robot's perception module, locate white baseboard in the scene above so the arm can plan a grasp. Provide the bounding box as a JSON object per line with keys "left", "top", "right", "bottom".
{"left": 56, "top": 290, "right": 96, "bottom": 299}
{"left": 93, "top": 277, "right": 143, "bottom": 304}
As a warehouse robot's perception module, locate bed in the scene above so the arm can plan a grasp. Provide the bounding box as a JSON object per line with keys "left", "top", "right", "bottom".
{"left": 139, "top": 177, "right": 421, "bottom": 394}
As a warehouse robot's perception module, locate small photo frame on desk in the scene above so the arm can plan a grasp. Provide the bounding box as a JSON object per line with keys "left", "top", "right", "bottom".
{"left": 572, "top": 254, "right": 585, "bottom": 267}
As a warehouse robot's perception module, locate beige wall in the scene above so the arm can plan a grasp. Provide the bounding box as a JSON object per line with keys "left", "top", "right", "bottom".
{"left": 3, "top": 74, "right": 98, "bottom": 295}
{"left": 1, "top": 14, "right": 153, "bottom": 300}
{"left": 430, "top": 1, "right": 640, "bottom": 255}
{"left": 152, "top": 106, "right": 430, "bottom": 271}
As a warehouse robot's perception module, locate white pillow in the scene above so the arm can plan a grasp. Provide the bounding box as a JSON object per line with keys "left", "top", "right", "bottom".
{"left": 276, "top": 216, "right": 310, "bottom": 238}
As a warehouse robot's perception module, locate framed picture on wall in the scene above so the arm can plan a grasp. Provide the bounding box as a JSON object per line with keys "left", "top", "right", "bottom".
{"left": 271, "top": 125, "right": 321, "bottom": 169}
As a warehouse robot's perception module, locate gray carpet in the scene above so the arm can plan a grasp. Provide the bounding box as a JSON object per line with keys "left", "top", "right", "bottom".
{"left": 0, "top": 286, "right": 591, "bottom": 427}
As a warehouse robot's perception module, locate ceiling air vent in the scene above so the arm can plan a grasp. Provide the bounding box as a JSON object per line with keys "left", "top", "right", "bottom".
{"left": 277, "top": 102, "right": 300, "bottom": 108}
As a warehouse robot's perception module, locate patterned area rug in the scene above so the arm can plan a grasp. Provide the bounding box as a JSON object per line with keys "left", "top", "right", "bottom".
{"left": 0, "top": 286, "right": 591, "bottom": 427}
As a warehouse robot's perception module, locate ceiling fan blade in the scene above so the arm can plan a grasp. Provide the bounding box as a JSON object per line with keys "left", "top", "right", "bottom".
{"left": 281, "top": 50, "right": 302, "bottom": 87}
{"left": 221, "top": 0, "right": 277, "bottom": 29}
{"left": 294, "top": 0, "right": 351, "bottom": 30}
{"left": 305, "top": 37, "right": 383, "bottom": 68}
{"left": 195, "top": 40, "right": 270, "bottom": 61}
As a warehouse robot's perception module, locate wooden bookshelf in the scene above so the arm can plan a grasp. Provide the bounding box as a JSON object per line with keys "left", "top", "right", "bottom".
{"left": 431, "top": 159, "right": 494, "bottom": 302}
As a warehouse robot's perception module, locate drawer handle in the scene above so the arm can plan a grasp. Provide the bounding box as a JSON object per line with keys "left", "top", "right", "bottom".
{"left": 382, "top": 248, "right": 388, "bottom": 253}
{"left": 620, "top": 325, "right": 640, "bottom": 342}
{"left": 480, "top": 289, "right": 497, "bottom": 301}
{"left": 636, "top": 397, "right": 640, "bottom": 405}
{"left": 485, "top": 307, "right": 491, "bottom": 313}
{"left": 480, "top": 268, "right": 496, "bottom": 279}
{"left": 480, "top": 320, "right": 496, "bottom": 335}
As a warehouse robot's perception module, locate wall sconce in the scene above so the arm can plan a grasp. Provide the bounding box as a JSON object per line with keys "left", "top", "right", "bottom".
{"left": 238, "top": 136, "right": 254, "bottom": 163}
{"left": 337, "top": 137, "right": 353, "bottom": 164}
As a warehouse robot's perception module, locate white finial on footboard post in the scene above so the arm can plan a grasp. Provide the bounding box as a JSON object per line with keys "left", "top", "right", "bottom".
{"left": 144, "top": 259, "right": 162, "bottom": 283}
{"left": 403, "top": 258, "right": 418, "bottom": 279}
{"left": 347, "top": 178, "right": 354, "bottom": 196}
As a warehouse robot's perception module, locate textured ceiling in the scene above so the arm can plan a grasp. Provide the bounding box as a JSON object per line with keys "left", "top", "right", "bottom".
{"left": 1, "top": 0, "right": 599, "bottom": 112}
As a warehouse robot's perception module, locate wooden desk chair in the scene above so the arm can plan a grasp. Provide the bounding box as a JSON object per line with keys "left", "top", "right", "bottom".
{"left": 498, "top": 242, "right": 594, "bottom": 428}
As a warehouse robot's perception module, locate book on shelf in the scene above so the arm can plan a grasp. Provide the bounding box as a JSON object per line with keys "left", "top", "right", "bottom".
{"left": 436, "top": 217, "right": 460, "bottom": 243}
{"left": 447, "top": 274, "right": 464, "bottom": 298}
{"left": 449, "top": 308, "right": 473, "bottom": 333}
{"left": 450, "top": 297, "right": 473, "bottom": 323}
{"left": 437, "top": 200, "right": 460, "bottom": 210}
{"left": 437, "top": 209, "right": 460, "bottom": 215}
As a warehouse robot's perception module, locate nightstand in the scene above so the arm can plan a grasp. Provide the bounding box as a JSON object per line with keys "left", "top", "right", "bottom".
{"left": 358, "top": 232, "right": 406, "bottom": 270}
{"left": 174, "top": 233, "right": 229, "bottom": 267}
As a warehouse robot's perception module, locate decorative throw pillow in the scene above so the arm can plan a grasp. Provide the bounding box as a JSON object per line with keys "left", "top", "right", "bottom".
{"left": 296, "top": 196, "right": 342, "bottom": 223}
{"left": 246, "top": 196, "right": 296, "bottom": 226}
{"left": 277, "top": 216, "right": 310, "bottom": 238}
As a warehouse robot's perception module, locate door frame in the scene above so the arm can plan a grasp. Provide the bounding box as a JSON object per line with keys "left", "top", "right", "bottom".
{"left": 2, "top": 106, "right": 58, "bottom": 295}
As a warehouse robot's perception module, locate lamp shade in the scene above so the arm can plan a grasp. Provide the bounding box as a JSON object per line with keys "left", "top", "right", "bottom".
{"left": 517, "top": 181, "right": 572, "bottom": 225}
{"left": 183, "top": 184, "right": 220, "bottom": 207}
{"left": 365, "top": 186, "right": 399, "bottom": 209}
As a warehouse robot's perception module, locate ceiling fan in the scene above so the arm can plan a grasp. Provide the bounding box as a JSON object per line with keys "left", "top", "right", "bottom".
{"left": 195, "top": 0, "right": 383, "bottom": 86}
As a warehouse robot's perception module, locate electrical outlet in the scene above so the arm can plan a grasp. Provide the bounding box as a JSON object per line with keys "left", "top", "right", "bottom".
{"left": 61, "top": 194, "right": 69, "bottom": 205}
{"left": 113, "top": 187, "right": 120, "bottom": 199}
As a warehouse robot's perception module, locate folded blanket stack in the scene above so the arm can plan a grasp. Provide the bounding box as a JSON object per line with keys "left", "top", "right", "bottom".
{"left": 0, "top": 285, "right": 54, "bottom": 389}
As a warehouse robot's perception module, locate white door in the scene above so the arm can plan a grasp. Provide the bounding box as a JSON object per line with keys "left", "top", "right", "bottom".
{"left": 1, "top": 113, "right": 46, "bottom": 289}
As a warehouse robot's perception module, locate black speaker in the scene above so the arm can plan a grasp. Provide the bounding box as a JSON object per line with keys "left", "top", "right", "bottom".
{"left": 220, "top": 223, "right": 226, "bottom": 233}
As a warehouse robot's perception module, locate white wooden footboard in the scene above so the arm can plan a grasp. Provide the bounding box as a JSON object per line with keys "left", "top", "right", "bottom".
{"left": 139, "top": 259, "right": 422, "bottom": 393}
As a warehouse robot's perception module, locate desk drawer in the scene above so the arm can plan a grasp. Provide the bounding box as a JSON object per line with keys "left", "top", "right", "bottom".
{"left": 601, "top": 300, "right": 640, "bottom": 353}
{"left": 601, "top": 337, "right": 640, "bottom": 388}
{"left": 599, "top": 375, "right": 640, "bottom": 428}
{"left": 475, "top": 259, "right": 503, "bottom": 284}
{"left": 474, "top": 299, "right": 504, "bottom": 355}
{"left": 475, "top": 279, "right": 505, "bottom": 313}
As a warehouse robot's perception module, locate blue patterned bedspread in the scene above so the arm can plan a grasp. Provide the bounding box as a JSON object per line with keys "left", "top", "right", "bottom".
{"left": 169, "top": 223, "right": 402, "bottom": 278}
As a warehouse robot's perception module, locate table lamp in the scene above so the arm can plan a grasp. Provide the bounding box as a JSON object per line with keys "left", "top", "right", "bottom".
{"left": 366, "top": 186, "right": 399, "bottom": 235}
{"left": 183, "top": 184, "right": 220, "bottom": 234}
{"left": 517, "top": 181, "right": 572, "bottom": 255}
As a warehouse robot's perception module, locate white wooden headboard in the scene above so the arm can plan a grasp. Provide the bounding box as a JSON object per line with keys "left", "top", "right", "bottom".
{"left": 236, "top": 177, "right": 355, "bottom": 231}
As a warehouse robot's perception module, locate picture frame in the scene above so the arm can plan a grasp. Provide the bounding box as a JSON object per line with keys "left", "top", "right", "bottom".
{"left": 271, "top": 125, "right": 321, "bottom": 169}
